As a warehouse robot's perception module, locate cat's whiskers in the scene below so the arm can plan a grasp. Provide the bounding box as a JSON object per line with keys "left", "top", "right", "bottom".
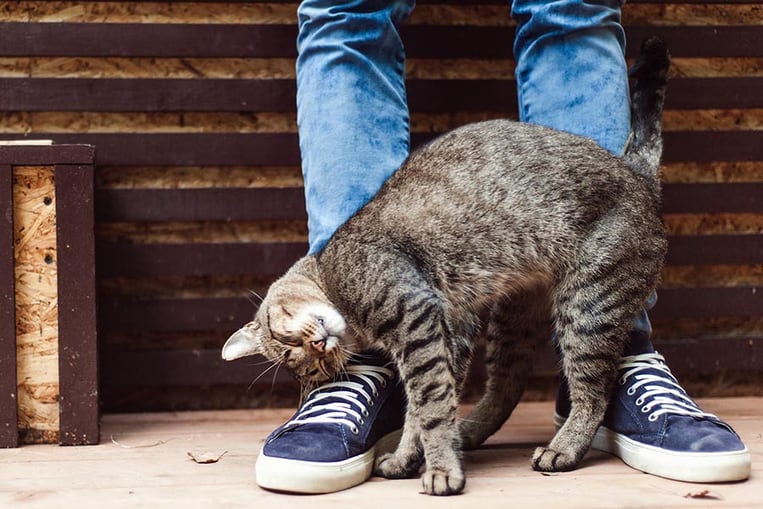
{"left": 247, "top": 359, "right": 280, "bottom": 391}
{"left": 246, "top": 289, "right": 264, "bottom": 306}
{"left": 317, "top": 358, "right": 332, "bottom": 380}
{"left": 270, "top": 362, "right": 282, "bottom": 392}
{"left": 246, "top": 356, "right": 279, "bottom": 368}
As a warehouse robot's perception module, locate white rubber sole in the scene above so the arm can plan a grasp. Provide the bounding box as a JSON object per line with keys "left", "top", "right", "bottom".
{"left": 553, "top": 413, "right": 751, "bottom": 483}
{"left": 255, "top": 429, "right": 403, "bottom": 494}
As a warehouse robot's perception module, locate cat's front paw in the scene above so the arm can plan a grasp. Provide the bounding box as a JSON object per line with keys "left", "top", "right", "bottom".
{"left": 531, "top": 446, "right": 580, "bottom": 472}
{"left": 374, "top": 451, "right": 422, "bottom": 479}
{"left": 421, "top": 465, "right": 465, "bottom": 496}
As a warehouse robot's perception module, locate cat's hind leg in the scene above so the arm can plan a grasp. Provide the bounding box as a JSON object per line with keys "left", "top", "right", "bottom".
{"left": 532, "top": 237, "right": 658, "bottom": 472}
{"left": 460, "top": 288, "right": 549, "bottom": 449}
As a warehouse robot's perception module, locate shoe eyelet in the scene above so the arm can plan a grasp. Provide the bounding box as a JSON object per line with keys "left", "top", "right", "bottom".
{"left": 380, "top": 380, "right": 387, "bottom": 388}
{"left": 362, "top": 408, "right": 369, "bottom": 417}
{"left": 350, "top": 426, "right": 360, "bottom": 435}
{"left": 640, "top": 405, "right": 650, "bottom": 413}
{"left": 359, "top": 419, "right": 365, "bottom": 425}
{"left": 618, "top": 377, "right": 627, "bottom": 386}
{"left": 635, "top": 397, "right": 645, "bottom": 406}
{"left": 372, "top": 390, "right": 379, "bottom": 397}
{"left": 367, "top": 399, "right": 374, "bottom": 407}
{"left": 648, "top": 413, "right": 659, "bottom": 422}
{"left": 626, "top": 387, "right": 636, "bottom": 396}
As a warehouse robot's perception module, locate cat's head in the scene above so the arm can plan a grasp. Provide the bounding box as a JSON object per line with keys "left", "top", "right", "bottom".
{"left": 221, "top": 257, "right": 354, "bottom": 384}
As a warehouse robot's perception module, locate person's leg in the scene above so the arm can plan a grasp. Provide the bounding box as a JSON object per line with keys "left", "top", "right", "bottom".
{"left": 298, "top": 0, "right": 414, "bottom": 254}
{"left": 513, "top": 0, "right": 630, "bottom": 155}
{"left": 255, "top": 0, "right": 414, "bottom": 494}
{"left": 513, "top": 0, "right": 750, "bottom": 482}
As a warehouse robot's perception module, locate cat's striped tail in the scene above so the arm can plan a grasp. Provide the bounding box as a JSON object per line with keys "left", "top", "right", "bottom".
{"left": 623, "top": 36, "right": 670, "bottom": 193}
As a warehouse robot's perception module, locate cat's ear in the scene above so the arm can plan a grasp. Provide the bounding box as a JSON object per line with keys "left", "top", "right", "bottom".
{"left": 221, "top": 322, "right": 264, "bottom": 361}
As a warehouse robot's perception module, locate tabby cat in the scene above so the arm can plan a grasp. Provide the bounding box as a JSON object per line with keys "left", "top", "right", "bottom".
{"left": 223, "top": 38, "right": 670, "bottom": 495}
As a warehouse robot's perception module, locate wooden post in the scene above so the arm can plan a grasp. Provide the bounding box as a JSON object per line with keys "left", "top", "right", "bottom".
{"left": 0, "top": 164, "right": 18, "bottom": 448}
{"left": 0, "top": 144, "right": 98, "bottom": 447}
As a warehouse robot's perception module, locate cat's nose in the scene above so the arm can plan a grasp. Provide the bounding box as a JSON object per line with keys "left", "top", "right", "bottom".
{"left": 310, "top": 338, "right": 328, "bottom": 353}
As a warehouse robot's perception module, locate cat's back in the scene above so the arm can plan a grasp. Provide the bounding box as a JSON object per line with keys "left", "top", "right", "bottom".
{"left": 400, "top": 119, "right": 625, "bottom": 194}
{"left": 324, "top": 118, "right": 661, "bottom": 280}
{"left": 363, "top": 119, "right": 653, "bottom": 232}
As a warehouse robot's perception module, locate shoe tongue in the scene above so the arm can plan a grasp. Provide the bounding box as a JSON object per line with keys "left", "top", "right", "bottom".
{"left": 622, "top": 330, "right": 656, "bottom": 357}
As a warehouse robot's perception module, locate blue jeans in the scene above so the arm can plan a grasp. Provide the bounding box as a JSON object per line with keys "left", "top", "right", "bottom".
{"left": 296, "top": 0, "right": 651, "bottom": 337}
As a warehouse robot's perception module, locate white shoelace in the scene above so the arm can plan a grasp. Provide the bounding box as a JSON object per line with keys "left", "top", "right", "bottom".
{"left": 619, "top": 352, "right": 718, "bottom": 422}
{"left": 283, "top": 365, "right": 393, "bottom": 435}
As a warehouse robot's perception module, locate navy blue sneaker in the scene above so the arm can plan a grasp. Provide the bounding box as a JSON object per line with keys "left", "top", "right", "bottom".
{"left": 555, "top": 345, "right": 751, "bottom": 482}
{"left": 255, "top": 354, "right": 405, "bottom": 493}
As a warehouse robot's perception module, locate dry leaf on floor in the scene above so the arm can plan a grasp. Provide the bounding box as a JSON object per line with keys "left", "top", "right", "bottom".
{"left": 684, "top": 489, "right": 722, "bottom": 500}
{"left": 187, "top": 450, "right": 229, "bottom": 464}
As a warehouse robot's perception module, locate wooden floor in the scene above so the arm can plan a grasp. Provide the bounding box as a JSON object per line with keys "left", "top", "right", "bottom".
{"left": 2, "top": 398, "right": 761, "bottom": 509}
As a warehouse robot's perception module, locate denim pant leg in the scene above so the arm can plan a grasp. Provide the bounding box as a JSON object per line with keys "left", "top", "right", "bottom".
{"left": 297, "top": 0, "right": 415, "bottom": 254}
{"left": 512, "top": 0, "right": 654, "bottom": 342}
{"left": 512, "top": 0, "right": 630, "bottom": 155}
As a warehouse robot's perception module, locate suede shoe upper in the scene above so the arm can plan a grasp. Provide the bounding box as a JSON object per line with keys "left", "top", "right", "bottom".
{"left": 261, "top": 356, "right": 405, "bottom": 463}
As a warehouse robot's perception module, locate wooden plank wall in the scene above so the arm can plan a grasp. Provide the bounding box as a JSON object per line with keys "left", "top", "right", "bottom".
{"left": 0, "top": 0, "right": 760, "bottom": 411}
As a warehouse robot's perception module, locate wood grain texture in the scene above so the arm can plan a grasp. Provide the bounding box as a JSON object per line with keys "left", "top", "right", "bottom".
{"left": 1, "top": 399, "right": 761, "bottom": 507}
{"left": 12, "top": 166, "right": 60, "bottom": 444}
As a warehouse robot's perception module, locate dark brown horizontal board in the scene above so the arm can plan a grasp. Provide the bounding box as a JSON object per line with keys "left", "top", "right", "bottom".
{"left": 653, "top": 286, "right": 761, "bottom": 320}
{"left": 4, "top": 133, "right": 302, "bottom": 166}
{"left": 665, "top": 235, "right": 763, "bottom": 266}
{"left": 99, "top": 348, "right": 296, "bottom": 388}
{"left": 97, "top": 286, "right": 761, "bottom": 335}
{"left": 0, "top": 23, "right": 296, "bottom": 58}
{"left": 662, "top": 183, "right": 763, "bottom": 214}
{"left": 1, "top": 77, "right": 761, "bottom": 112}
{"left": 3, "top": 131, "right": 756, "bottom": 167}
{"left": 99, "top": 335, "right": 762, "bottom": 390}
{"left": 0, "top": 144, "right": 94, "bottom": 165}
{"left": 94, "top": 181, "right": 763, "bottom": 224}
{"left": 655, "top": 337, "right": 763, "bottom": 374}
{"left": 1, "top": 23, "right": 760, "bottom": 58}
{"left": 98, "top": 296, "right": 255, "bottom": 334}
{"left": 96, "top": 241, "right": 307, "bottom": 278}
{"left": 96, "top": 234, "right": 762, "bottom": 279}
{"left": 624, "top": 26, "right": 763, "bottom": 58}
{"left": 96, "top": 187, "right": 307, "bottom": 222}
{"left": 664, "top": 78, "right": 763, "bottom": 110}
{"left": 0, "top": 78, "right": 298, "bottom": 112}
{"left": 660, "top": 131, "right": 763, "bottom": 163}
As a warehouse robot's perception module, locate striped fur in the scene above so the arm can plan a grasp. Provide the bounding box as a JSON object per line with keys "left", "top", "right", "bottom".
{"left": 224, "top": 37, "right": 670, "bottom": 495}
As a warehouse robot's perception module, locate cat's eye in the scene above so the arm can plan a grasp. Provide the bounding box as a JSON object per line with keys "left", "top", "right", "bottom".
{"left": 274, "top": 333, "right": 302, "bottom": 347}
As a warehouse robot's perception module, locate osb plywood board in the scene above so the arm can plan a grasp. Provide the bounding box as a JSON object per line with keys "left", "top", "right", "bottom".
{"left": 12, "top": 165, "right": 59, "bottom": 444}
{"left": 2, "top": 1, "right": 759, "bottom": 26}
